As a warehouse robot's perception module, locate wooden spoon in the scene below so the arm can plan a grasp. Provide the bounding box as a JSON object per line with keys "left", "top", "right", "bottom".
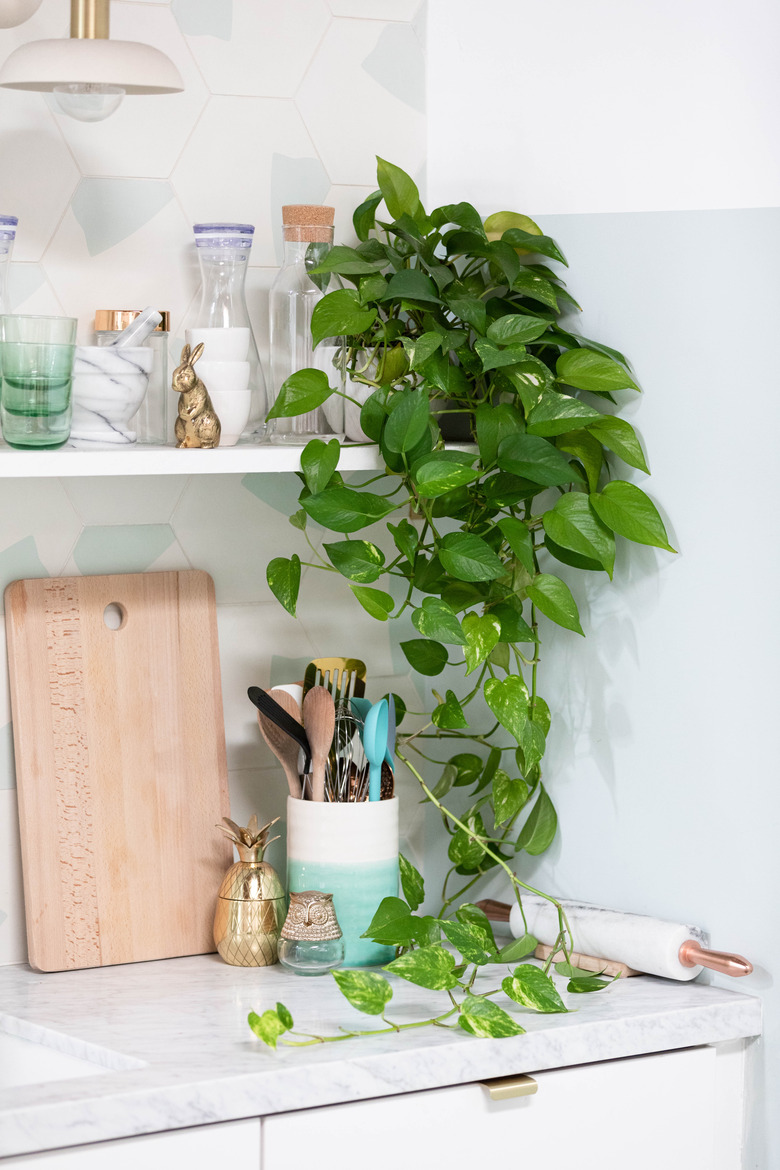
{"left": 303, "top": 686, "right": 336, "bottom": 802}
{"left": 256, "top": 699, "right": 304, "bottom": 800}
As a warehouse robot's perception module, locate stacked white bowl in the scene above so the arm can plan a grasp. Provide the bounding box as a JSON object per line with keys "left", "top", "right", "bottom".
{"left": 185, "top": 327, "right": 251, "bottom": 447}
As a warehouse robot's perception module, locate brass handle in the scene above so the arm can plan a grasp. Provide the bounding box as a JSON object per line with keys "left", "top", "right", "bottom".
{"left": 480, "top": 1074, "right": 538, "bottom": 1100}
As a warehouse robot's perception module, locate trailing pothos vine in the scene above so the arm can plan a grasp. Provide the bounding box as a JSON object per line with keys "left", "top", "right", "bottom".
{"left": 251, "top": 158, "right": 674, "bottom": 1048}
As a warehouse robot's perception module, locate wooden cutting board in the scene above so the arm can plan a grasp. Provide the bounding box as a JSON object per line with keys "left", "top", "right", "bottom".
{"left": 5, "top": 570, "right": 232, "bottom": 973}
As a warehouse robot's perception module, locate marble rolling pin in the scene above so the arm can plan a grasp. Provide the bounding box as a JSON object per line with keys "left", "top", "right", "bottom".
{"left": 478, "top": 898, "right": 752, "bottom": 981}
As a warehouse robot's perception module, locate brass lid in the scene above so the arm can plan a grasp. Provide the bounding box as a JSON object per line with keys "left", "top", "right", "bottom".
{"left": 281, "top": 890, "right": 342, "bottom": 941}
{"left": 94, "top": 309, "right": 170, "bottom": 332}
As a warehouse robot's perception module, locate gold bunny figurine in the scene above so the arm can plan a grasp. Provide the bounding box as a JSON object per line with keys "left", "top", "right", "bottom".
{"left": 172, "top": 342, "right": 221, "bottom": 448}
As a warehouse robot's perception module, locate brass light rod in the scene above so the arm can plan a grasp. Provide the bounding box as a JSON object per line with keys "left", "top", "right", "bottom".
{"left": 70, "top": 0, "right": 109, "bottom": 40}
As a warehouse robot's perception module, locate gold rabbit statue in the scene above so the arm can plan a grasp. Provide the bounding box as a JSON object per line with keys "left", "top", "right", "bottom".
{"left": 172, "top": 342, "right": 221, "bottom": 448}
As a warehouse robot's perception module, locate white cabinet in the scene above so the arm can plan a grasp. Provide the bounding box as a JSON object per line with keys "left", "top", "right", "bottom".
{"left": 1, "top": 1119, "right": 261, "bottom": 1169}
{"left": 0, "top": 1043, "right": 747, "bottom": 1168}
{"left": 263, "top": 1045, "right": 747, "bottom": 1170}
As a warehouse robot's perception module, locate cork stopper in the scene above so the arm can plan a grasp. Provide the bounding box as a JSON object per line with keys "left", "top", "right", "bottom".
{"left": 282, "top": 204, "right": 335, "bottom": 243}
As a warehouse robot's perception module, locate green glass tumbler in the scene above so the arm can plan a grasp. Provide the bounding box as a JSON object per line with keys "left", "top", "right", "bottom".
{"left": 0, "top": 315, "right": 77, "bottom": 449}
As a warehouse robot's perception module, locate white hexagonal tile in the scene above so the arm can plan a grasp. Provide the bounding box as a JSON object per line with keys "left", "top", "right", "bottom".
{"left": 172, "top": 0, "right": 330, "bottom": 98}
{"left": 7, "top": 262, "right": 64, "bottom": 316}
{"left": 227, "top": 767, "right": 287, "bottom": 875}
{"left": 0, "top": 89, "right": 78, "bottom": 263}
{"left": 63, "top": 475, "right": 190, "bottom": 526}
{"left": 43, "top": 185, "right": 194, "bottom": 342}
{"left": 49, "top": 3, "right": 208, "bottom": 178}
{"left": 0, "top": 480, "right": 81, "bottom": 589}
{"left": 297, "top": 19, "right": 425, "bottom": 185}
{"left": 328, "top": 0, "right": 422, "bottom": 16}
{"left": 170, "top": 474, "right": 318, "bottom": 604}
{"left": 172, "top": 96, "right": 328, "bottom": 268}
{"left": 63, "top": 523, "right": 189, "bottom": 576}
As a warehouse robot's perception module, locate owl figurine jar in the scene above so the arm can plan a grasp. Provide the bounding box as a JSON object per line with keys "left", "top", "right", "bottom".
{"left": 278, "top": 890, "right": 345, "bottom": 976}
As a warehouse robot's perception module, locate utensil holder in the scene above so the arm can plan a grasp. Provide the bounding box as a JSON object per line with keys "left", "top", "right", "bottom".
{"left": 286, "top": 795, "right": 399, "bottom": 967}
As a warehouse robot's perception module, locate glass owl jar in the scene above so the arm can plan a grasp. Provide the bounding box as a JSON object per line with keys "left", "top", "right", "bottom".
{"left": 278, "top": 890, "right": 345, "bottom": 976}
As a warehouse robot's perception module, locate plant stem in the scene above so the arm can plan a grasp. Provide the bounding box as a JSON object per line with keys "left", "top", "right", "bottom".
{"left": 278, "top": 1005, "right": 460, "bottom": 1047}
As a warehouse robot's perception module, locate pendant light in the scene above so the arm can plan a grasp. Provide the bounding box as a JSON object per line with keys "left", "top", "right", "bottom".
{"left": 0, "top": 0, "right": 183, "bottom": 122}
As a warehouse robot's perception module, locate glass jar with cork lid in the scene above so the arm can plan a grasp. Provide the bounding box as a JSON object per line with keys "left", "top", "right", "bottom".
{"left": 267, "top": 204, "right": 345, "bottom": 443}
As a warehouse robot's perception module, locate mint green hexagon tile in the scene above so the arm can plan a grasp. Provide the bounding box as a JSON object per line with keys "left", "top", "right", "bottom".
{"left": 362, "top": 22, "right": 425, "bottom": 113}
{"left": 63, "top": 477, "right": 190, "bottom": 527}
{"left": 7, "top": 263, "right": 64, "bottom": 317}
{"left": 71, "top": 179, "right": 175, "bottom": 257}
{"left": 173, "top": 0, "right": 329, "bottom": 98}
{"left": 0, "top": 536, "right": 48, "bottom": 596}
{"left": 294, "top": 559, "right": 397, "bottom": 679}
{"left": 69, "top": 524, "right": 183, "bottom": 576}
{"left": 0, "top": 789, "right": 26, "bottom": 964}
{"left": 217, "top": 602, "right": 315, "bottom": 770}
{"left": 172, "top": 475, "right": 314, "bottom": 604}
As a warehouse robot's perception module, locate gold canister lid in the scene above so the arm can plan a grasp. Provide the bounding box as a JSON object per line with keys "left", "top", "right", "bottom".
{"left": 94, "top": 309, "right": 170, "bottom": 332}
{"left": 282, "top": 205, "right": 335, "bottom": 244}
{"left": 281, "top": 891, "right": 342, "bottom": 941}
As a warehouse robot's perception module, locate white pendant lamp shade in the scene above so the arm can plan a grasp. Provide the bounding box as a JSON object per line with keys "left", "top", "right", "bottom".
{"left": 0, "top": 35, "right": 183, "bottom": 94}
{"left": 0, "top": 0, "right": 44, "bottom": 30}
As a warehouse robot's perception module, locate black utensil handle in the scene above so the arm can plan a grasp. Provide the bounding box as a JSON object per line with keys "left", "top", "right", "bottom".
{"left": 247, "top": 686, "right": 312, "bottom": 766}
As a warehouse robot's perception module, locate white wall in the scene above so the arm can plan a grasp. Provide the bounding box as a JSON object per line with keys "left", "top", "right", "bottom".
{"left": 428, "top": 2, "right": 778, "bottom": 1165}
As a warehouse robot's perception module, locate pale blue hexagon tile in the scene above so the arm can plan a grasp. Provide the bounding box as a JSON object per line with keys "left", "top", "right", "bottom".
{"left": 172, "top": 0, "right": 233, "bottom": 39}
{"left": 7, "top": 263, "right": 46, "bottom": 308}
{"left": 270, "top": 153, "right": 330, "bottom": 263}
{"left": 71, "top": 179, "right": 176, "bottom": 257}
{"left": 0, "top": 724, "right": 15, "bottom": 790}
{"left": 242, "top": 472, "right": 303, "bottom": 516}
{"left": 362, "top": 23, "right": 426, "bottom": 113}
{"left": 72, "top": 525, "right": 177, "bottom": 576}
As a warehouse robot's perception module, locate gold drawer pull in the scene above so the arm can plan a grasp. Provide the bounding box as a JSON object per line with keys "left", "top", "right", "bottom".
{"left": 480, "top": 1074, "right": 538, "bottom": 1100}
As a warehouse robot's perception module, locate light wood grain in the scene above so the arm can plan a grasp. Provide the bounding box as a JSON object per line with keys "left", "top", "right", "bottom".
{"left": 5, "top": 571, "right": 232, "bottom": 973}
{"left": 534, "top": 943, "right": 639, "bottom": 978}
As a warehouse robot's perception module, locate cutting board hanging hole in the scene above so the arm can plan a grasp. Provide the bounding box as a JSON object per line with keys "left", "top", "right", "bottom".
{"left": 103, "top": 602, "right": 126, "bottom": 630}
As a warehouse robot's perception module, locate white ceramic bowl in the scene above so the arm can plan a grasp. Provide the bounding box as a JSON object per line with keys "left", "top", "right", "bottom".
{"left": 196, "top": 359, "right": 250, "bottom": 394}
{"left": 209, "top": 388, "right": 251, "bottom": 447}
{"left": 70, "top": 345, "right": 153, "bottom": 448}
{"left": 185, "top": 327, "right": 249, "bottom": 362}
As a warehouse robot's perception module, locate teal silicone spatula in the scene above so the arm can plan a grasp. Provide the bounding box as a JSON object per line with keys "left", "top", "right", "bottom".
{"left": 384, "top": 693, "right": 396, "bottom": 770}
{"left": 363, "top": 698, "right": 388, "bottom": 802}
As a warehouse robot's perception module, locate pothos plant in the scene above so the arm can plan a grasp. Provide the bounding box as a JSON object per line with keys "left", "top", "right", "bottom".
{"left": 250, "top": 158, "right": 675, "bottom": 1049}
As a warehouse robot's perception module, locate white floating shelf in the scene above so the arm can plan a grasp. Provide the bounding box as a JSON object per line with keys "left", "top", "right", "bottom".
{"left": 0, "top": 442, "right": 386, "bottom": 478}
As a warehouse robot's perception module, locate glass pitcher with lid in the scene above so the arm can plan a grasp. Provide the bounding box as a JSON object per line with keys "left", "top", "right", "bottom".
{"left": 187, "top": 222, "right": 267, "bottom": 441}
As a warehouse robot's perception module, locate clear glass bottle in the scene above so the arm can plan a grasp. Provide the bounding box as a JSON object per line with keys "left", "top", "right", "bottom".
{"left": 187, "top": 222, "right": 267, "bottom": 441}
{"left": 0, "top": 216, "right": 19, "bottom": 314}
{"left": 277, "top": 891, "right": 345, "bottom": 976}
{"left": 94, "top": 309, "right": 170, "bottom": 445}
{"left": 268, "top": 205, "right": 344, "bottom": 443}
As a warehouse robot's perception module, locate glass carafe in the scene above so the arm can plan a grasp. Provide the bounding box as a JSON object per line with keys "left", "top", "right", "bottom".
{"left": 0, "top": 216, "right": 19, "bottom": 314}
{"left": 267, "top": 205, "right": 344, "bottom": 443}
{"left": 188, "top": 223, "right": 267, "bottom": 441}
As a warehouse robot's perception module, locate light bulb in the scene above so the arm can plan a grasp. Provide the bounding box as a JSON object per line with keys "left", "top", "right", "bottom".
{"left": 52, "top": 82, "right": 124, "bottom": 122}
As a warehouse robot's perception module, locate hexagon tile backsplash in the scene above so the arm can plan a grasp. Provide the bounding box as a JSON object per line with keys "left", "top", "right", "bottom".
{"left": 0, "top": 0, "right": 426, "bottom": 339}
{"left": 0, "top": 0, "right": 428, "bottom": 965}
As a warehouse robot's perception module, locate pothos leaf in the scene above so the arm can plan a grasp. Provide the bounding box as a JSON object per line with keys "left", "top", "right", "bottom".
{"left": 266, "top": 555, "right": 300, "bottom": 617}
{"left": 384, "top": 944, "right": 459, "bottom": 990}
{"left": 332, "top": 969, "right": 393, "bottom": 1015}
{"left": 398, "top": 853, "right": 425, "bottom": 911}
{"left": 502, "top": 965, "right": 569, "bottom": 1013}
{"left": 459, "top": 993, "right": 526, "bottom": 1038}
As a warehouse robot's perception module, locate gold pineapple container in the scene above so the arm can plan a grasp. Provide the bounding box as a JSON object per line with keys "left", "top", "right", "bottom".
{"left": 213, "top": 815, "right": 286, "bottom": 966}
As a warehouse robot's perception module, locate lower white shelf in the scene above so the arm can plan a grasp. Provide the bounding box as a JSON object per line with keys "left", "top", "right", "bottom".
{"left": 0, "top": 442, "right": 384, "bottom": 478}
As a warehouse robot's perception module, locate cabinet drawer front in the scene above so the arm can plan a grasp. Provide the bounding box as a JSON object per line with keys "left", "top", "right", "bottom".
{"left": 2, "top": 1118, "right": 260, "bottom": 1169}
{"left": 263, "top": 1047, "right": 716, "bottom": 1170}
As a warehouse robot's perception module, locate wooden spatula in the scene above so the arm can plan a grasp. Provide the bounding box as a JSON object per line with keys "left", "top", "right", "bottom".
{"left": 303, "top": 686, "right": 336, "bottom": 802}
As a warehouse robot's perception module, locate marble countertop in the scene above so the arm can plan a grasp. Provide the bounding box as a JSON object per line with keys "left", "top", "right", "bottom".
{"left": 0, "top": 954, "right": 762, "bottom": 1159}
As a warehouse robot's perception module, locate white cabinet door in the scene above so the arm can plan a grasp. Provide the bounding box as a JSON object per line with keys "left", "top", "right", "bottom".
{"left": 2, "top": 1118, "right": 260, "bottom": 1169}
{"left": 263, "top": 1047, "right": 722, "bottom": 1170}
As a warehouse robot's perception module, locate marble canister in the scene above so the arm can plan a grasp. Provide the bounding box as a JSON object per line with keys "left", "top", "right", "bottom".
{"left": 70, "top": 346, "right": 153, "bottom": 448}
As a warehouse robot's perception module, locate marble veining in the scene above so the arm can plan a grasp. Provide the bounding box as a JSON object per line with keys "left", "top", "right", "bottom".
{"left": 0, "top": 954, "right": 761, "bottom": 1159}
{"left": 69, "top": 346, "right": 153, "bottom": 449}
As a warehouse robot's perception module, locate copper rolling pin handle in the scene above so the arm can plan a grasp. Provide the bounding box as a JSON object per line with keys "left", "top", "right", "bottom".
{"left": 678, "top": 940, "right": 753, "bottom": 977}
